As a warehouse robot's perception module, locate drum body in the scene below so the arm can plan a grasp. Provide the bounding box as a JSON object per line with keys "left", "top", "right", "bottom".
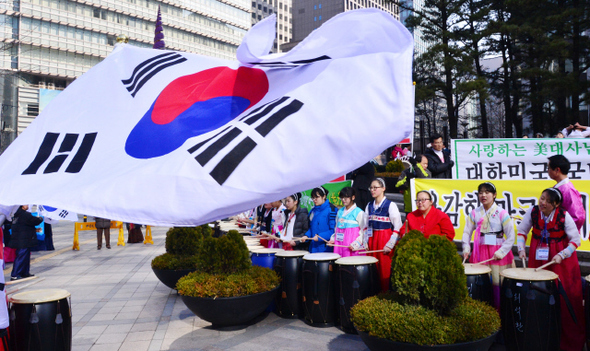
{"left": 335, "top": 256, "right": 380, "bottom": 333}
{"left": 500, "top": 268, "right": 560, "bottom": 351}
{"left": 302, "top": 253, "right": 341, "bottom": 326}
{"left": 9, "top": 289, "right": 72, "bottom": 351}
{"left": 251, "top": 248, "right": 283, "bottom": 268}
{"left": 273, "top": 251, "right": 307, "bottom": 318}
{"left": 464, "top": 264, "right": 493, "bottom": 305}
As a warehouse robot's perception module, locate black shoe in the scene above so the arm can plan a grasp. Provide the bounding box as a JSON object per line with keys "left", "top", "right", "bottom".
{"left": 10, "top": 276, "right": 22, "bottom": 281}
{"left": 106, "top": 245, "right": 111, "bottom": 249}
{"left": 97, "top": 245, "right": 101, "bottom": 250}
{"left": 23, "top": 274, "right": 34, "bottom": 278}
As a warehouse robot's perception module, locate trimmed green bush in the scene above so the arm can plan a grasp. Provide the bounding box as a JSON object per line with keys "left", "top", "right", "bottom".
{"left": 176, "top": 265, "right": 280, "bottom": 298}
{"left": 196, "top": 230, "right": 250, "bottom": 275}
{"left": 386, "top": 159, "right": 404, "bottom": 173}
{"left": 351, "top": 294, "right": 500, "bottom": 345}
{"left": 151, "top": 253, "right": 199, "bottom": 270}
{"left": 391, "top": 231, "right": 467, "bottom": 315}
{"left": 164, "top": 226, "right": 203, "bottom": 256}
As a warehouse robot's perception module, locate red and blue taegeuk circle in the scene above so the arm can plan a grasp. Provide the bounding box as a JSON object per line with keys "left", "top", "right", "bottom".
{"left": 125, "top": 66, "right": 269, "bottom": 159}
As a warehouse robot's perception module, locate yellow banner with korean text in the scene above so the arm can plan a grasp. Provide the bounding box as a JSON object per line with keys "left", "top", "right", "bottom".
{"left": 412, "top": 179, "right": 590, "bottom": 251}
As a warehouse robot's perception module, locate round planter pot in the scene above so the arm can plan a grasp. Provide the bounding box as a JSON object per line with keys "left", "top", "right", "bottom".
{"left": 152, "top": 268, "right": 196, "bottom": 290}
{"left": 357, "top": 330, "right": 499, "bottom": 351}
{"left": 181, "top": 287, "right": 280, "bottom": 327}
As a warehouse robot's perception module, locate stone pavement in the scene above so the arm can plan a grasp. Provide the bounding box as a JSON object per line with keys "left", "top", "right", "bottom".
{"left": 3, "top": 220, "right": 370, "bottom": 351}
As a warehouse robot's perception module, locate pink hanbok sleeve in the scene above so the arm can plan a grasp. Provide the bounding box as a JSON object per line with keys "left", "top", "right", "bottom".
{"left": 559, "top": 182, "right": 586, "bottom": 231}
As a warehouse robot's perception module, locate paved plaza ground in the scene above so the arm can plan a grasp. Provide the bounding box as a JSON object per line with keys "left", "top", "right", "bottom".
{"left": 3, "top": 220, "right": 372, "bottom": 351}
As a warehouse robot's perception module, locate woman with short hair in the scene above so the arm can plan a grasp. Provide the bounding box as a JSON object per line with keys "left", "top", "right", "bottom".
{"left": 399, "top": 190, "right": 454, "bottom": 241}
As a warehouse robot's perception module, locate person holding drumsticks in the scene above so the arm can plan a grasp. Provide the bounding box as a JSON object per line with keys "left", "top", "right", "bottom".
{"left": 280, "top": 193, "right": 309, "bottom": 251}
{"left": 517, "top": 188, "right": 585, "bottom": 351}
{"left": 364, "top": 178, "right": 403, "bottom": 291}
{"left": 461, "top": 182, "right": 515, "bottom": 309}
{"left": 328, "top": 187, "right": 365, "bottom": 257}
{"left": 398, "top": 190, "right": 455, "bottom": 241}
{"left": 301, "top": 186, "right": 337, "bottom": 253}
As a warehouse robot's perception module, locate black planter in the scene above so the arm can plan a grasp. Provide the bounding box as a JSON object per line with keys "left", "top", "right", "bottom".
{"left": 357, "top": 330, "right": 499, "bottom": 351}
{"left": 152, "top": 268, "right": 196, "bottom": 290}
{"left": 181, "top": 287, "right": 280, "bottom": 327}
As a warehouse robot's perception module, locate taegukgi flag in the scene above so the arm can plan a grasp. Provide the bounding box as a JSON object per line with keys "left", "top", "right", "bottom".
{"left": 0, "top": 9, "right": 414, "bottom": 226}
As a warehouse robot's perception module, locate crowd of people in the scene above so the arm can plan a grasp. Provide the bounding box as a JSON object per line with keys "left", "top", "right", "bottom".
{"left": 237, "top": 153, "right": 585, "bottom": 351}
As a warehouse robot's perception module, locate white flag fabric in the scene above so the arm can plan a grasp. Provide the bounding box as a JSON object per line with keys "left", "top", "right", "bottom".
{"left": 0, "top": 9, "right": 414, "bottom": 226}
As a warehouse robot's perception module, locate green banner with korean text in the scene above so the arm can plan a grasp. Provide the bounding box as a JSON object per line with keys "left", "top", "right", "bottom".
{"left": 300, "top": 181, "right": 352, "bottom": 211}
{"left": 452, "top": 138, "right": 590, "bottom": 180}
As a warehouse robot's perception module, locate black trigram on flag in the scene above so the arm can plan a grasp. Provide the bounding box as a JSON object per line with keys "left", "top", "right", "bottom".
{"left": 247, "top": 55, "right": 331, "bottom": 68}
{"left": 121, "top": 52, "right": 187, "bottom": 97}
{"left": 59, "top": 210, "right": 69, "bottom": 218}
{"left": 187, "top": 96, "right": 303, "bottom": 185}
{"left": 22, "top": 132, "right": 97, "bottom": 175}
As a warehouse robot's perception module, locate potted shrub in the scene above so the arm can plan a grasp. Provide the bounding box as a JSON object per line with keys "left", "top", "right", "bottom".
{"left": 351, "top": 230, "right": 500, "bottom": 350}
{"left": 375, "top": 159, "right": 404, "bottom": 190}
{"left": 176, "top": 230, "right": 280, "bottom": 327}
{"left": 151, "top": 225, "right": 211, "bottom": 289}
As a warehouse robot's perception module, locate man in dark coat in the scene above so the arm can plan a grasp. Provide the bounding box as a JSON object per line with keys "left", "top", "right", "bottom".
{"left": 8, "top": 205, "right": 43, "bottom": 280}
{"left": 424, "top": 133, "right": 454, "bottom": 179}
{"left": 351, "top": 161, "right": 375, "bottom": 211}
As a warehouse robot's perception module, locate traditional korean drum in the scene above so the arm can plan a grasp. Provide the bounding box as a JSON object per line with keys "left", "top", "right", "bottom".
{"left": 273, "top": 250, "right": 307, "bottom": 318}
{"left": 335, "top": 256, "right": 380, "bottom": 333}
{"left": 500, "top": 268, "right": 560, "bottom": 351}
{"left": 251, "top": 248, "right": 284, "bottom": 269}
{"left": 464, "top": 264, "right": 493, "bottom": 305}
{"left": 9, "top": 289, "right": 72, "bottom": 351}
{"left": 302, "top": 252, "right": 341, "bottom": 326}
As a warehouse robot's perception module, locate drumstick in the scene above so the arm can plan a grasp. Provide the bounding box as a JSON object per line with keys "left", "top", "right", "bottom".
{"left": 522, "top": 256, "right": 527, "bottom": 269}
{"left": 535, "top": 261, "right": 557, "bottom": 271}
{"left": 319, "top": 236, "right": 329, "bottom": 243}
{"left": 462, "top": 256, "right": 467, "bottom": 265}
{"left": 478, "top": 257, "right": 496, "bottom": 265}
{"left": 327, "top": 244, "right": 350, "bottom": 248}
{"left": 357, "top": 249, "right": 385, "bottom": 254}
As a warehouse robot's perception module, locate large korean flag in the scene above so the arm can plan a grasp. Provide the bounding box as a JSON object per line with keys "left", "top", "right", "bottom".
{"left": 0, "top": 9, "right": 414, "bottom": 226}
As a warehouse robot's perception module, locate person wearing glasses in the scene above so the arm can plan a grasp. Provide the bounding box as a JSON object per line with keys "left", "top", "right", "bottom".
{"left": 365, "top": 178, "right": 403, "bottom": 291}
{"left": 461, "top": 182, "right": 515, "bottom": 309}
{"left": 516, "top": 188, "right": 584, "bottom": 351}
{"left": 424, "top": 133, "right": 454, "bottom": 179}
{"left": 399, "top": 190, "right": 454, "bottom": 241}
{"left": 301, "top": 186, "right": 337, "bottom": 253}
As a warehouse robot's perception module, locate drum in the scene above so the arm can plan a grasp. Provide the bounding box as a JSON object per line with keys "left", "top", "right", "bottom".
{"left": 251, "top": 248, "right": 284, "bottom": 269}
{"left": 9, "top": 289, "right": 72, "bottom": 351}
{"left": 464, "top": 264, "right": 493, "bottom": 305}
{"left": 500, "top": 268, "right": 560, "bottom": 351}
{"left": 335, "top": 256, "right": 379, "bottom": 333}
{"left": 273, "top": 250, "right": 307, "bottom": 318}
{"left": 302, "top": 252, "right": 341, "bottom": 326}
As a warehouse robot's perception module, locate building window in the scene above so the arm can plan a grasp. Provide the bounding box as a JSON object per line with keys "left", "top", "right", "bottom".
{"left": 258, "top": 14, "right": 262, "bottom": 19}
{"left": 27, "top": 104, "right": 39, "bottom": 117}
{"left": 314, "top": 16, "right": 316, "bottom": 21}
{"left": 258, "top": 4, "right": 261, "bottom": 9}
{"left": 298, "top": 8, "right": 304, "bottom": 13}
{"left": 252, "top": 1, "right": 255, "bottom": 6}
{"left": 279, "top": 14, "right": 282, "bottom": 19}
{"left": 252, "top": 12, "right": 256, "bottom": 18}
{"left": 314, "top": 5, "right": 316, "bottom": 9}
{"left": 269, "top": 9, "right": 273, "bottom": 13}
{"left": 279, "top": 2, "right": 283, "bottom": 9}
{"left": 263, "top": 6, "right": 267, "bottom": 11}
{"left": 319, "top": 3, "right": 321, "bottom": 8}
{"left": 279, "top": 34, "right": 283, "bottom": 40}
{"left": 319, "top": 15, "right": 322, "bottom": 20}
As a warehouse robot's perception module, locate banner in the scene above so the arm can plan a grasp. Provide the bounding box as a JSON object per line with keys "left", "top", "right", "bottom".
{"left": 412, "top": 179, "right": 590, "bottom": 251}
{"left": 452, "top": 138, "right": 590, "bottom": 180}
{"left": 300, "top": 180, "right": 352, "bottom": 211}
{"left": 0, "top": 9, "right": 414, "bottom": 226}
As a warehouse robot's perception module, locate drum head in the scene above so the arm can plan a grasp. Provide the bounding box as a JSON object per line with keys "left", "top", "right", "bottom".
{"left": 303, "top": 253, "right": 341, "bottom": 261}
{"left": 275, "top": 250, "right": 308, "bottom": 258}
{"left": 10, "top": 289, "right": 71, "bottom": 304}
{"left": 464, "top": 264, "right": 492, "bottom": 275}
{"left": 245, "top": 241, "right": 260, "bottom": 246}
{"left": 247, "top": 245, "right": 265, "bottom": 252}
{"left": 251, "top": 248, "right": 284, "bottom": 254}
{"left": 335, "top": 256, "right": 378, "bottom": 265}
{"left": 501, "top": 268, "right": 559, "bottom": 281}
